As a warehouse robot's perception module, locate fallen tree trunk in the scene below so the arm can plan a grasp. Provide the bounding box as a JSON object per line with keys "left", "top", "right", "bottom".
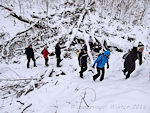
{"left": 0, "top": 78, "right": 38, "bottom": 81}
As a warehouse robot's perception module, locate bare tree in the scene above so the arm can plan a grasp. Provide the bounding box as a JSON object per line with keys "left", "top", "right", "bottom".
{"left": 18, "top": 0, "right": 22, "bottom": 15}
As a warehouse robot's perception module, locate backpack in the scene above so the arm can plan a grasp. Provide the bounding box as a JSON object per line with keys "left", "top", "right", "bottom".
{"left": 97, "top": 54, "right": 104, "bottom": 64}
{"left": 41, "top": 50, "right": 44, "bottom": 55}
{"left": 78, "top": 50, "right": 84, "bottom": 62}
{"left": 98, "top": 52, "right": 104, "bottom": 57}
{"left": 122, "top": 50, "right": 130, "bottom": 59}
{"left": 77, "top": 50, "right": 81, "bottom": 58}
{"left": 25, "top": 48, "right": 28, "bottom": 55}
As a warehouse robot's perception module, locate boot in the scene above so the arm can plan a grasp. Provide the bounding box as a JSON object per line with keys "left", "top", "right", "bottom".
{"left": 122, "top": 69, "right": 127, "bottom": 76}
{"left": 27, "top": 62, "right": 30, "bottom": 68}
{"left": 100, "top": 77, "right": 104, "bottom": 81}
{"left": 93, "top": 76, "right": 96, "bottom": 81}
{"left": 34, "top": 61, "right": 37, "bottom": 67}
{"left": 80, "top": 72, "right": 83, "bottom": 78}
{"left": 126, "top": 74, "right": 130, "bottom": 79}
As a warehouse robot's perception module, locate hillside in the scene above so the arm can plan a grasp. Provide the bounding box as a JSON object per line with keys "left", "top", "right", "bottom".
{"left": 0, "top": 0, "right": 150, "bottom": 113}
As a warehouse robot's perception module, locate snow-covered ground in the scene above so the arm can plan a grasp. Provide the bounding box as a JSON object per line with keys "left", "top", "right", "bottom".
{"left": 0, "top": 0, "right": 150, "bottom": 113}
{"left": 0, "top": 51, "right": 150, "bottom": 113}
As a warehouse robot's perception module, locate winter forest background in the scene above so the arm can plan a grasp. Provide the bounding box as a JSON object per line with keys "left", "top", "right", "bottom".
{"left": 0, "top": 0, "right": 150, "bottom": 113}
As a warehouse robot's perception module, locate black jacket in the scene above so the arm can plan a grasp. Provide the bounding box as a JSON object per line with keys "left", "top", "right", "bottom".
{"left": 124, "top": 47, "right": 142, "bottom": 71}
{"left": 25, "top": 47, "right": 35, "bottom": 59}
{"left": 55, "top": 44, "right": 65, "bottom": 58}
{"left": 55, "top": 45, "right": 61, "bottom": 58}
{"left": 78, "top": 51, "right": 88, "bottom": 66}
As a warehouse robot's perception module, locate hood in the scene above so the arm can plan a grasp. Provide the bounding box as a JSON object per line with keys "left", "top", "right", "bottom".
{"left": 104, "top": 50, "right": 110, "bottom": 56}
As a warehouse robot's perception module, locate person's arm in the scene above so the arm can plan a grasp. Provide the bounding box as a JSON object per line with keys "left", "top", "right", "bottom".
{"left": 60, "top": 46, "right": 66, "bottom": 49}
{"left": 25, "top": 48, "right": 27, "bottom": 55}
{"left": 93, "top": 56, "right": 102, "bottom": 67}
{"left": 107, "top": 59, "right": 109, "bottom": 69}
{"left": 138, "top": 52, "right": 142, "bottom": 65}
{"left": 79, "top": 54, "right": 84, "bottom": 66}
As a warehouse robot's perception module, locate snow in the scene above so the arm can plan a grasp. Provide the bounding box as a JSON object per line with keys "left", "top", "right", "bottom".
{"left": 0, "top": 51, "right": 150, "bottom": 113}
{"left": 0, "top": 0, "right": 150, "bottom": 113}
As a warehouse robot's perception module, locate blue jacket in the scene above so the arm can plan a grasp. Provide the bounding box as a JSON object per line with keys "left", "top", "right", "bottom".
{"left": 94, "top": 50, "right": 110, "bottom": 68}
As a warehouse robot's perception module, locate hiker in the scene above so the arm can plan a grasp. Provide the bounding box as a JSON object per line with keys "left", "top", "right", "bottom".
{"left": 78, "top": 47, "right": 88, "bottom": 78}
{"left": 92, "top": 50, "right": 110, "bottom": 81}
{"left": 55, "top": 42, "right": 65, "bottom": 67}
{"left": 25, "top": 44, "right": 36, "bottom": 68}
{"left": 122, "top": 42, "right": 144, "bottom": 79}
{"left": 42, "top": 45, "right": 50, "bottom": 66}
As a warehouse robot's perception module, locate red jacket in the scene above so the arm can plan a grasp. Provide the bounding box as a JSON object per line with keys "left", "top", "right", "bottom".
{"left": 42, "top": 49, "right": 50, "bottom": 59}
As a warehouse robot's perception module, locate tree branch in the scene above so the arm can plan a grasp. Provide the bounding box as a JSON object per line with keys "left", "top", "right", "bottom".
{"left": 21, "top": 104, "right": 32, "bottom": 113}
{"left": 0, "top": 5, "right": 33, "bottom": 24}
{"left": 0, "top": 78, "right": 38, "bottom": 81}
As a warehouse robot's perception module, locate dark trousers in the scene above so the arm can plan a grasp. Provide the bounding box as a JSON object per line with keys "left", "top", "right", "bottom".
{"left": 93, "top": 67, "right": 105, "bottom": 81}
{"left": 123, "top": 68, "right": 133, "bottom": 79}
{"left": 27, "top": 57, "right": 36, "bottom": 68}
{"left": 79, "top": 65, "right": 87, "bottom": 78}
{"left": 45, "top": 58, "right": 49, "bottom": 66}
{"left": 56, "top": 56, "right": 62, "bottom": 67}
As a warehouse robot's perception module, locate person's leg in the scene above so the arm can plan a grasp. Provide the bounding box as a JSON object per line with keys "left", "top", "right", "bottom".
{"left": 57, "top": 56, "right": 61, "bottom": 67}
{"left": 100, "top": 67, "right": 105, "bottom": 81}
{"left": 83, "top": 65, "right": 87, "bottom": 73}
{"left": 126, "top": 70, "right": 133, "bottom": 79}
{"left": 80, "top": 65, "right": 87, "bottom": 78}
{"left": 79, "top": 66, "right": 84, "bottom": 78}
{"left": 57, "top": 58, "right": 61, "bottom": 67}
{"left": 93, "top": 67, "right": 100, "bottom": 81}
{"left": 32, "top": 57, "right": 36, "bottom": 67}
{"left": 123, "top": 68, "right": 128, "bottom": 75}
{"left": 45, "top": 58, "right": 48, "bottom": 66}
{"left": 27, "top": 58, "right": 30, "bottom": 68}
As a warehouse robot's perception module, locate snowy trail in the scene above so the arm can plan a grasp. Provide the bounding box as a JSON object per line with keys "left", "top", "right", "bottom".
{"left": 0, "top": 53, "right": 150, "bottom": 113}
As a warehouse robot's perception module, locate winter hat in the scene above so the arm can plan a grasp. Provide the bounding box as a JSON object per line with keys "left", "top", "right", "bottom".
{"left": 83, "top": 47, "right": 87, "bottom": 51}
{"left": 44, "top": 45, "right": 48, "bottom": 49}
{"left": 104, "top": 50, "right": 110, "bottom": 56}
{"left": 137, "top": 42, "right": 144, "bottom": 51}
{"left": 29, "top": 44, "right": 32, "bottom": 47}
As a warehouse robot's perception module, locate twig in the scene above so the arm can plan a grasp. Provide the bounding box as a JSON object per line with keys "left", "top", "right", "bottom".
{"left": 17, "top": 100, "right": 24, "bottom": 105}
{"left": 77, "top": 91, "right": 89, "bottom": 113}
{"left": 84, "top": 88, "right": 96, "bottom": 101}
{"left": 16, "top": 27, "right": 32, "bottom": 36}
{"left": 82, "top": 98, "right": 89, "bottom": 107}
{"left": 21, "top": 104, "right": 32, "bottom": 113}
{"left": 55, "top": 81, "right": 58, "bottom": 85}
{"left": 77, "top": 97, "right": 83, "bottom": 113}
{"left": 82, "top": 91, "right": 89, "bottom": 107}
{"left": 0, "top": 4, "right": 12, "bottom": 11}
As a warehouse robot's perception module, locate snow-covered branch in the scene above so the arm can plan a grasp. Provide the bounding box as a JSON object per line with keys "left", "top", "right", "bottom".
{"left": 0, "top": 5, "right": 33, "bottom": 24}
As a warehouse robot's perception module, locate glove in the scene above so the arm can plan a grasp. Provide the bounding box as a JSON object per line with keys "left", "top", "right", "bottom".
{"left": 107, "top": 65, "right": 109, "bottom": 69}
{"left": 139, "top": 62, "right": 142, "bottom": 65}
{"left": 92, "top": 65, "right": 95, "bottom": 68}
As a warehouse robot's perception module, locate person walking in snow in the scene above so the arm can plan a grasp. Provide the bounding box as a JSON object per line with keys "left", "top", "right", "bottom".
{"left": 55, "top": 42, "right": 65, "bottom": 67}
{"left": 78, "top": 47, "right": 88, "bottom": 78}
{"left": 42, "top": 45, "right": 50, "bottom": 67}
{"left": 122, "top": 42, "right": 144, "bottom": 79}
{"left": 92, "top": 50, "right": 110, "bottom": 81}
{"left": 25, "top": 44, "right": 36, "bottom": 68}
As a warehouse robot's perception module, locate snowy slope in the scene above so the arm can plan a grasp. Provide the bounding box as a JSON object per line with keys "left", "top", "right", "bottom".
{"left": 0, "top": 51, "right": 150, "bottom": 113}
{"left": 0, "top": 0, "right": 150, "bottom": 113}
